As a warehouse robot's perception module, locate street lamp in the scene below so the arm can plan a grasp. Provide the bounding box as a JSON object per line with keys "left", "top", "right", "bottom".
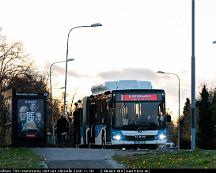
{"left": 63, "top": 23, "right": 102, "bottom": 116}
{"left": 49, "top": 58, "right": 74, "bottom": 144}
{"left": 157, "top": 71, "right": 181, "bottom": 149}
{"left": 191, "top": 0, "right": 196, "bottom": 151}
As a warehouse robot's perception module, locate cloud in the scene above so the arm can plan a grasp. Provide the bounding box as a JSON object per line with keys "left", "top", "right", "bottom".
{"left": 96, "top": 68, "right": 190, "bottom": 98}
{"left": 51, "top": 65, "right": 84, "bottom": 78}
{"left": 44, "top": 60, "right": 88, "bottom": 78}
{"left": 96, "top": 68, "right": 158, "bottom": 82}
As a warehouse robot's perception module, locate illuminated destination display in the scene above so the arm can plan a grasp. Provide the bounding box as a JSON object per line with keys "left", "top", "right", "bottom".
{"left": 121, "top": 94, "right": 158, "bottom": 101}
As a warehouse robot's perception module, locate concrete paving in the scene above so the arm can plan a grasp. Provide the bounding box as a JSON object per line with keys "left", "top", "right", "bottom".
{"left": 32, "top": 148, "right": 126, "bottom": 169}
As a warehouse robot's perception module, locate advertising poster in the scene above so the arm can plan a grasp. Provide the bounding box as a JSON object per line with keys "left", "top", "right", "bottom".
{"left": 17, "top": 99, "right": 44, "bottom": 139}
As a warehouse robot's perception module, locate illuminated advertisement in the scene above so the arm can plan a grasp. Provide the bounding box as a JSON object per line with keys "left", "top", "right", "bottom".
{"left": 121, "top": 94, "right": 158, "bottom": 101}
{"left": 17, "top": 99, "right": 44, "bottom": 139}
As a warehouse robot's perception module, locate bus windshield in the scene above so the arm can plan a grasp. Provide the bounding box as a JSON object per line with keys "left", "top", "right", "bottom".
{"left": 113, "top": 101, "right": 164, "bottom": 130}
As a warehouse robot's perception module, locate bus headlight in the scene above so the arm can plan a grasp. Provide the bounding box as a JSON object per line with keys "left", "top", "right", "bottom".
{"left": 113, "top": 134, "right": 121, "bottom": 141}
{"left": 159, "top": 134, "right": 166, "bottom": 140}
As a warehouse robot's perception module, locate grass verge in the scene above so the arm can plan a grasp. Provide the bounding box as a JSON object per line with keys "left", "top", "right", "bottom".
{"left": 0, "top": 147, "right": 45, "bottom": 169}
{"left": 113, "top": 149, "right": 216, "bottom": 169}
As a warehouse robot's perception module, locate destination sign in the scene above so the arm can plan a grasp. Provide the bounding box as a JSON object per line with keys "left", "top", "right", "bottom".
{"left": 121, "top": 94, "right": 158, "bottom": 101}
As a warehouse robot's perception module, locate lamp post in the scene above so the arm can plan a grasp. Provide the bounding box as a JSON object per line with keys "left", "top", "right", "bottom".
{"left": 191, "top": 0, "right": 196, "bottom": 151}
{"left": 63, "top": 23, "right": 102, "bottom": 116}
{"left": 157, "top": 71, "right": 181, "bottom": 149}
{"left": 49, "top": 58, "right": 74, "bottom": 144}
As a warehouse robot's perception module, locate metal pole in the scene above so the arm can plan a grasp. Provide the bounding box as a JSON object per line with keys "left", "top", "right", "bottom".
{"left": 165, "top": 73, "right": 181, "bottom": 149}
{"left": 191, "top": 0, "right": 196, "bottom": 151}
{"left": 50, "top": 60, "right": 74, "bottom": 144}
{"left": 49, "top": 64, "right": 54, "bottom": 144}
{"left": 170, "top": 73, "right": 181, "bottom": 150}
{"left": 49, "top": 62, "right": 57, "bottom": 144}
{"left": 157, "top": 71, "right": 181, "bottom": 149}
{"left": 177, "top": 74, "right": 181, "bottom": 150}
{"left": 63, "top": 23, "right": 102, "bottom": 116}
{"left": 64, "top": 30, "right": 70, "bottom": 116}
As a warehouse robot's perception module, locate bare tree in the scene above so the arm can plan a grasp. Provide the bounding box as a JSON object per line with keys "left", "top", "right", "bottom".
{"left": 0, "top": 31, "right": 33, "bottom": 92}
{"left": 0, "top": 31, "right": 66, "bottom": 144}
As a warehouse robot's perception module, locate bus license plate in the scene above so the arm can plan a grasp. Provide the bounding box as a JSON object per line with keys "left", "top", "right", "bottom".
{"left": 134, "top": 141, "right": 146, "bottom": 144}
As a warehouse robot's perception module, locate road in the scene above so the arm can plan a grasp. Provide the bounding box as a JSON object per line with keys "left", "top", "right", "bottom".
{"left": 32, "top": 148, "right": 130, "bottom": 169}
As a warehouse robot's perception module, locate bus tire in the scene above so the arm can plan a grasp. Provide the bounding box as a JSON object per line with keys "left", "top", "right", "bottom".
{"left": 87, "top": 131, "right": 91, "bottom": 147}
{"left": 101, "top": 131, "right": 105, "bottom": 148}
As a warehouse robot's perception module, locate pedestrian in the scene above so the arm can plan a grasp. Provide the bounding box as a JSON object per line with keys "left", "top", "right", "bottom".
{"left": 55, "top": 113, "right": 69, "bottom": 146}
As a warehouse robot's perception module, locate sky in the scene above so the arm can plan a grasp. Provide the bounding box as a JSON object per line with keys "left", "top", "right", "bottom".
{"left": 1, "top": 0, "right": 216, "bottom": 122}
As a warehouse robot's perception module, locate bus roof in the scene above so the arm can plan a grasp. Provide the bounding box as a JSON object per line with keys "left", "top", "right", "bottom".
{"left": 91, "top": 80, "right": 153, "bottom": 95}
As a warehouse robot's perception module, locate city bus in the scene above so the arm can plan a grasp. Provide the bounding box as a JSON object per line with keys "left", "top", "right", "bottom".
{"left": 73, "top": 80, "right": 171, "bottom": 149}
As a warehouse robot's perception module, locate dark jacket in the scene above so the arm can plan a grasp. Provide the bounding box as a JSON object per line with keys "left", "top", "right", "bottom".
{"left": 55, "top": 117, "right": 69, "bottom": 134}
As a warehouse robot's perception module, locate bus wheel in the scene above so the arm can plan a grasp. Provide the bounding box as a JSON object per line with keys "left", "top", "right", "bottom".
{"left": 101, "top": 131, "right": 105, "bottom": 148}
{"left": 87, "top": 131, "right": 91, "bottom": 147}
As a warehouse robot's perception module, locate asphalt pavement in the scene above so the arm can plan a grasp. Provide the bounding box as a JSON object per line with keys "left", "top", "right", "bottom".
{"left": 32, "top": 147, "right": 127, "bottom": 169}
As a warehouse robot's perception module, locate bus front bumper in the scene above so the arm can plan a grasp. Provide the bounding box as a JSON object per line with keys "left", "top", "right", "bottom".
{"left": 111, "top": 139, "right": 167, "bottom": 145}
